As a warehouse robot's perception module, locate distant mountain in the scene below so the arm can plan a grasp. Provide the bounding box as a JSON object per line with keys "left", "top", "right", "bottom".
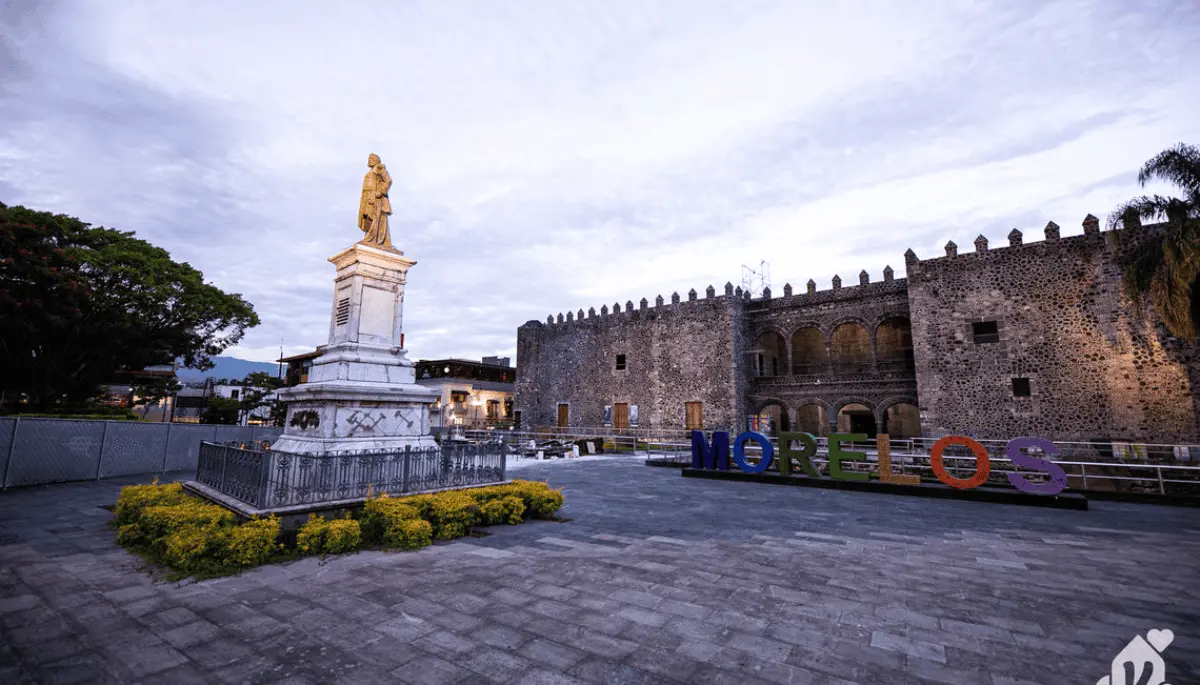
{"left": 176, "top": 356, "right": 281, "bottom": 384}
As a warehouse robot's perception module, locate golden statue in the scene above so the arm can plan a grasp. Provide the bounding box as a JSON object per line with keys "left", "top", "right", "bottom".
{"left": 358, "top": 153, "right": 393, "bottom": 248}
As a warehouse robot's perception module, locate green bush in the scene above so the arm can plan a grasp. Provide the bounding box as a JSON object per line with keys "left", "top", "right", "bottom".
{"left": 479, "top": 495, "right": 525, "bottom": 525}
{"left": 224, "top": 516, "right": 281, "bottom": 568}
{"left": 324, "top": 519, "right": 362, "bottom": 554}
{"left": 123, "top": 499, "right": 234, "bottom": 549}
{"left": 114, "top": 481, "right": 191, "bottom": 526}
{"left": 425, "top": 491, "right": 479, "bottom": 540}
{"left": 297, "top": 515, "right": 328, "bottom": 556}
{"left": 297, "top": 515, "right": 361, "bottom": 556}
{"left": 508, "top": 480, "right": 565, "bottom": 519}
{"left": 387, "top": 518, "right": 432, "bottom": 550}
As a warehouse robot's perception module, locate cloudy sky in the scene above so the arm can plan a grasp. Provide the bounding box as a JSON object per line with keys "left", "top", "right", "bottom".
{"left": 3, "top": 0, "right": 1198, "bottom": 365}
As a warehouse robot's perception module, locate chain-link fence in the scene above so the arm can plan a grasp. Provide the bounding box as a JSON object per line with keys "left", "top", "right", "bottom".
{"left": 0, "top": 418, "right": 283, "bottom": 488}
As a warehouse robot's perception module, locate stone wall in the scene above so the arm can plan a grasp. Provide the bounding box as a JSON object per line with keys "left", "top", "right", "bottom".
{"left": 514, "top": 287, "right": 747, "bottom": 431}
{"left": 907, "top": 219, "right": 1200, "bottom": 443}
{"left": 744, "top": 270, "right": 919, "bottom": 435}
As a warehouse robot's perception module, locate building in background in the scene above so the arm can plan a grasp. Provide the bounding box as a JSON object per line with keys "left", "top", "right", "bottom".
{"left": 416, "top": 357, "right": 515, "bottom": 431}
{"left": 280, "top": 350, "right": 322, "bottom": 387}
{"left": 516, "top": 218, "right": 1200, "bottom": 445}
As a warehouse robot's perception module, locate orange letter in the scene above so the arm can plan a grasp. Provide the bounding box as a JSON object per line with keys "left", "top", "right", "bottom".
{"left": 930, "top": 436, "right": 990, "bottom": 489}
{"left": 877, "top": 434, "right": 919, "bottom": 485}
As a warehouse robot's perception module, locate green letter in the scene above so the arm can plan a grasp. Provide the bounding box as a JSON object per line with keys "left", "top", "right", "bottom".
{"left": 778, "top": 432, "right": 819, "bottom": 477}
{"left": 828, "top": 433, "right": 870, "bottom": 481}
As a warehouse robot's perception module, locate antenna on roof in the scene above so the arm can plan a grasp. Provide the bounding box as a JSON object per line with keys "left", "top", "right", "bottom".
{"left": 741, "top": 260, "right": 771, "bottom": 298}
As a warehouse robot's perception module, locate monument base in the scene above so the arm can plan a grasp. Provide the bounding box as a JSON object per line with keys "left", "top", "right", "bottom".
{"left": 270, "top": 240, "right": 440, "bottom": 455}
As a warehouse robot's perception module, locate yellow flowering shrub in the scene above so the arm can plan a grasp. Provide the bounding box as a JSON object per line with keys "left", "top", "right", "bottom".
{"left": 224, "top": 516, "right": 280, "bottom": 568}
{"left": 507, "top": 480, "right": 565, "bottom": 519}
{"left": 479, "top": 495, "right": 526, "bottom": 525}
{"left": 387, "top": 518, "right": 432, "bottom": 550}
{"left": 425, "top": 491, "right": 479, "bottom": 540}
{"left": 114, "top": 481, "right": 190, "bottom": 526}
{"left": 297, "top": 515, "right": 361, "bottom": 556}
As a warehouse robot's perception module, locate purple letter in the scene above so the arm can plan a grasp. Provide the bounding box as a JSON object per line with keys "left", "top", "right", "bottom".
{"left": 1006, "top": 437, "right": 1067, "bottom": 495}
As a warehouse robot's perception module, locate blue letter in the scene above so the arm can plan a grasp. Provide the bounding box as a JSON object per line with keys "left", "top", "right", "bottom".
{"left": 1006, "top": 437, "right": 1067, "bottom": 495}
{"left": 733, "top": 432, "right": 774, "bottom": 474}
{"left": 691, "top": 431, "right": 729, "bottom": 470}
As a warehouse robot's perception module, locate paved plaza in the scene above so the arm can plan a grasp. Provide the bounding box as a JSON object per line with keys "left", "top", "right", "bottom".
{"left": 1, "top": 456, "right": 1198, "bottom": 684}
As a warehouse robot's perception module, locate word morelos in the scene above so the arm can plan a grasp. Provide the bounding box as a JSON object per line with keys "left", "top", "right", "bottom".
{"left": 690, "top": 431, "right": 1069, "bottom": 496}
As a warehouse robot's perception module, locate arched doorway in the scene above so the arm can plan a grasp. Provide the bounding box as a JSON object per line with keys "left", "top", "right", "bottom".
{"left": 881, "top": 402, "right": 920, "bottom": 439}
{"left": 755, "top": 331, "right": 787, "bottom": 377}
{"left": 830, "top": 322, "right": 871, "bottom": 374}
{"left": 836, "top": 402, "right": 876, "bottom": 438}
{"left": 795, "top": 403, "right": 828, "bottom": 436}
{"left": 876, "top": 317, "right": 914, "bottom": 372}
{"left": 791, "top": 327, "right": 827, "bottom": 375}
{"left": 753, "top": 402, "right": 790, "bottom": 436}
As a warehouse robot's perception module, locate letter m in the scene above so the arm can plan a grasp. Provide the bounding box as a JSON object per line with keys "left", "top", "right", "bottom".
{"left": 691, "top": 431, "right": 730, "bottom": 470}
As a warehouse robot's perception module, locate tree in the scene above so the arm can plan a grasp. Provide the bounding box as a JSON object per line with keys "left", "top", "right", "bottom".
{"left": 0, "top": 203, "right": 260, "bottom": 408}
{"left": 1108, "top": 143, "right": 1200, "bottom": 340}
{"left": 237, "top": 371, "right": 284, "bottom": 426}
{"left": 132, "top": 376, "right": 182, "bottom": 419}
{"left": 201, "top": 395, "right": 242, "bottom": 425}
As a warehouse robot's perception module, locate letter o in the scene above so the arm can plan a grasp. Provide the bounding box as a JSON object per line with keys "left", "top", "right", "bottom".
{"left": 930, "top": 436, "right": 990, "bottom": 489}
{"left": 733, "top": 432, "right": 774, "bottom": 474}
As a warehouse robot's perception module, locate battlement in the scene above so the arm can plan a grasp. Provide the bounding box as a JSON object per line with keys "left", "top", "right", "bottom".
{"left": 745, "top": 268, "right": 908, "bottom": 312}
{"left": 524, "top": 282, "right": 755, "bottom": 330}
{"left": 903, "top": 213, "right": 1122, "bottom": 271}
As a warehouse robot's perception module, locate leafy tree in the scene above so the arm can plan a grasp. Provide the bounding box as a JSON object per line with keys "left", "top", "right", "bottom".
{"left": 1108, "top": 143, "right": 1200, "bottom": 340}
{"left": 0, "top": 203, "right": 260, "bottom": 408}
{"left": 201, "top": 395, "right": 242, "bottom": 425}
{"left": 237, "top": 372, "right": 284, "bottom": 425}
{"left": 132, "top": 376, "right": 182, "bottom": 419}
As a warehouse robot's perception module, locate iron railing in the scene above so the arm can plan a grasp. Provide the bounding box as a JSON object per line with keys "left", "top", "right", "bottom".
{"left": 196, "top": 441, "right": 507, "bottom": 509}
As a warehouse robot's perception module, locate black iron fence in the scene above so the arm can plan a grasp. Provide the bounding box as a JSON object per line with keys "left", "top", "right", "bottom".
{"left": 196, "top": 441, "right": 507, "bottom": 509}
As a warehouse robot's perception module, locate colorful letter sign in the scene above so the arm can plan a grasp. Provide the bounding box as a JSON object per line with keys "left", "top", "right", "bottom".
{"left": 690, "top": 431, "right": 1068, "bottom": 496}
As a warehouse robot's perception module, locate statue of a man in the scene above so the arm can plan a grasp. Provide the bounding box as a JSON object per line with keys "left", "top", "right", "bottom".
{"left": 358, "top": 153, "right": 393, "bottom": 248}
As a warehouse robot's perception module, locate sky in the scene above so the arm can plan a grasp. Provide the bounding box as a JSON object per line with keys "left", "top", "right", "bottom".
{"left": 2, "top": 0, "right": 1199, "bottom": 365}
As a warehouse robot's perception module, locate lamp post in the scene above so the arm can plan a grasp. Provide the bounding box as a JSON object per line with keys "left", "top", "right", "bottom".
{"left": 471, "top": 397, "right": 484, "bottom": 430}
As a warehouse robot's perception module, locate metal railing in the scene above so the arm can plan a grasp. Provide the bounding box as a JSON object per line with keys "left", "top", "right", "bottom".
{"left": 196, "top": 440, "right": 507, "bottom": 509}
{"left": 641, "top": 436, "right": 1200, "bottom": 497}
{"left": 0, "top": 417, "right": 283, "bottom": 489}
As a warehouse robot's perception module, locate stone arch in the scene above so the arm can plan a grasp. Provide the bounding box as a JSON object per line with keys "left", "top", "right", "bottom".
{"left": 754, "top": 330, "right": 787, "bottom": 377}
{"left": 793, "top": 400, "right": 830, "bottom": 437}
{"left": 829, "top": 321, "right": 872, "bottom": 374}
{"left": 752, "top": 398, "right": 790, "bottom": 436}
{"left": 874, "top": 316, "right": 914, "bottom": 372}
{"left": 832, "top": 396, "right": 878, "bottom": 438}
{"left": 790, "top": 325, "right": 828, "bottom": 375}
{"left": 877, "top": 396, "right": 921, "bottom": 439}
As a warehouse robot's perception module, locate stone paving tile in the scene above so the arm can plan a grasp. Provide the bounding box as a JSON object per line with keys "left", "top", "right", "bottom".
{"left": 1, "top": 460, "right": 1200, "bottom": 683}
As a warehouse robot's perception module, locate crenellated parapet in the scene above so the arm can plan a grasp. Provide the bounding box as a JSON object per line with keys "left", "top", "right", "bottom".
{"left": 529, "top": 282, "right": 753, "bottom": 332}
{"left": 903, "top": 214, "right": 1115, "bottom": 276}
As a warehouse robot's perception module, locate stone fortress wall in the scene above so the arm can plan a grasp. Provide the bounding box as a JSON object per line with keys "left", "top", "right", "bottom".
{"left": 515, "top": 215, "right": 1200, "bottom": 444}
{"left": 515, "top": 285, "right": 749, "bottom": 432}
{"left": 908, "top": 216, "right": 1200, "bottom": 444}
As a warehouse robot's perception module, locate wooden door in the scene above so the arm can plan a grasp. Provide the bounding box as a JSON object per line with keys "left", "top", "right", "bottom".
{"left": 557, "top": 403, "right": 569, "bottom": 427}
{"left": 613, "top": 403, "right": 629, "bottom": 429}
{"left": 685, "top": 402, "right": 703, "bottom": 430}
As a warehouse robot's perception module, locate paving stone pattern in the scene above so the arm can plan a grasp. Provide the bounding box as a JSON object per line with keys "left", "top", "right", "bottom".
{"left": 1, "top": 459, "right": 1198, "bottom": 684}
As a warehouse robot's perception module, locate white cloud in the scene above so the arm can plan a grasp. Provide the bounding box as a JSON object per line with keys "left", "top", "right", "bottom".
{"left": 2, "top": 0, "right": 1198, "bottom": 363}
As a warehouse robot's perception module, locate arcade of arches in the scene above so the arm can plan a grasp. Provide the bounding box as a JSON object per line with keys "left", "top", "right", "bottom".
{"left": 756, "top": 318, "right": 914, "bottom": 377}
{"left": 752, "top": 401, "right": 920, "bottom": 439}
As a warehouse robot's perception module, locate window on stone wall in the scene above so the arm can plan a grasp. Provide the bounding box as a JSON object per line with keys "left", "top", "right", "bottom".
{"left": 1012, "top": 377, "right": 1031, "bottom": 397}
{"left": 616, "top": 354, "right": 626, "bottom": 371}
{"left": 972, "top": 321, "right": 1000, "bottom": 344}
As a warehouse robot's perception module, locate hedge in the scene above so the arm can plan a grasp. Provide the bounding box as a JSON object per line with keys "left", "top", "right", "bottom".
{"left": 113, "top": 479, "right": 564, "bottom": 578}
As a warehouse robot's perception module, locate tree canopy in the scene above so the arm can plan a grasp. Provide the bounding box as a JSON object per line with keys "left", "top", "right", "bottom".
{"left": 1108, "top": 143, "right": 1200, "bottom": 340}
{"left": 0, "top": 203, "right": 260, "bottom": 408}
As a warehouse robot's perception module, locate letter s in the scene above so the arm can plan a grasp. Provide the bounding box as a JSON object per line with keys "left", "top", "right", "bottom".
{"left": 1006, "top": 437, "right": 1067, "bottom": 495}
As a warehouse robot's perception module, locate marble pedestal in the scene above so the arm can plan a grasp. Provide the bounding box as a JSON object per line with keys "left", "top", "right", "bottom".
{"left": 271, "top": 242, "right": 439, "bottom": 454}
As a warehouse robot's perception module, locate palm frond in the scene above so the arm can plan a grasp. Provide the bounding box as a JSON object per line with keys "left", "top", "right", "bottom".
{"left": 1137, "top": 142, "right": 1200, "bottom": 201}
{"left": 1107, "top": 195, "right": 1177, "bottom": 230}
